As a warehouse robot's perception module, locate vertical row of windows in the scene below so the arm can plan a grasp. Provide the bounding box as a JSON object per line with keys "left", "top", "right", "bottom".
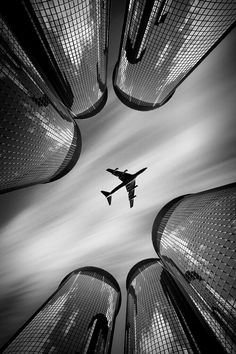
{"left": 114, "top": 0, "right": 236, "bottom": 108}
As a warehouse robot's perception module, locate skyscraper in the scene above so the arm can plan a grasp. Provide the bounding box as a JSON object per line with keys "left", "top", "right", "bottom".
{"left": 125, "top": 258, "right": 226, "bottom": 353}
{"left": 113, "top": 0, "right": 236, "bottom": 110}
{"left": 0, "top": 13, "right": 81, "bottom": 194}
{"left": 1, "top": 267, "right": 121, "bottom": 353}
{"left": 1, "top": 0, "right": 111, "bottom": 118}
{"left": 152, "top": 183, "right": 236, "bottom": 353}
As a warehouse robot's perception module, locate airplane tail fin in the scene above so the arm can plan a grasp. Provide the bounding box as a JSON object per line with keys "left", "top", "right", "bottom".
{"left": 101, "top": 191, "right": 112, "bottom": 205}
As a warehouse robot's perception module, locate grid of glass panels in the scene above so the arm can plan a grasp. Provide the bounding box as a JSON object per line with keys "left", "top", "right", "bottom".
{"left": 30, "top": 0, "right": 110, "bottom": 118}
{"left": 0, "top": 15, "right": 81, "bottom": 193}
{"left": 3, "top": 270, "right": 119, "bottom": 353}
{"left": 125, "top": 260, "right": 193, "bottom": 353}
{"left": 154, "top": 184, "right": 236, "bottom": 353}
{"left": 114, "top": 0, "right": 236, "bottom": 107}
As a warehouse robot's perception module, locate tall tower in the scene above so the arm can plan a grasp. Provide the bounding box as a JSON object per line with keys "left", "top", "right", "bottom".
{"left": 125, "top": 258, "right": 226, "bottom": 354}
{"left": 113, "top": 0, "right": 236, "bottom": 110}
{"left": 1, "top": 267, "right": 121, "bottom": 353}
{"left": 0, "top": 0, "right": 111, "bottom": 118}
{"left": 152, "top": 183, "right": 236, "bottom": 353}
{"left": 0, "top": 13, "right": 81, "bottom": 194}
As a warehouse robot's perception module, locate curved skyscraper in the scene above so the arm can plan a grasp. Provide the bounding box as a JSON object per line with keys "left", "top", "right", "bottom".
{"left": 1, "top": 267, "right": 121, "bottom": 353}
{"left": 1, "top": 0, "right": 110, "bottom": 118}
{"left": 125, "top": 258, "right": 226, "bottom": 354}
{"left": 152, "top": 183, "right": 236, "bottom": 353}
{"left": 113, "top": 0, "right": 236, "bottom": 110}
{"left": 0, "top": 13, "right": 81, "bottom": 194}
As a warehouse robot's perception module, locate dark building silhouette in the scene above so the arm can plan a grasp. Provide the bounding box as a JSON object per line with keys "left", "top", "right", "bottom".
{"left": 1, "top": 267, "right": 121, "bottom": 353}
{"left": 0, "top": 0, "right": 110, "bottom": 118}
{"left": 0, "top": 13, "right": 81, "bottom": 194}
{"left": 84, "top": 314, "right": 109, "bottom": 353}
{"left": 113, "top": 0, "right": 236, "bottom": 110}
{"left": 125, "top": 258, "right": 227, "bottom": 353}
{"left": 152, "top": 183, "right": 236, "bottom": 353}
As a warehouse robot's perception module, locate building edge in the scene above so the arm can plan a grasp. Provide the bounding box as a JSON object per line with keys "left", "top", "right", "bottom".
{"left": 152, "top": 195, "right": 186, "bottom": 256}
{"left": 126, "top": 258, "right": 160, "bottom": 290}
{"left": 112, "top": 63, "right": 175, "bottom": 111}
{"left": 75, "top": 88, "right": 108, "bottom": 119}
{"left": 48, "top": 122, "right": 82, "bottom": 182}
{"left": 59, "top": 266, "right": 121, "bottom": 315}
{"left": 0, "top": 273, "right": 78, "bottom": 352}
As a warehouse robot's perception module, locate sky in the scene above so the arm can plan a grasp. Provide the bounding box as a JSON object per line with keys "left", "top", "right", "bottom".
{"left": 0, "top": 1, "right": 236, "bottom": 352}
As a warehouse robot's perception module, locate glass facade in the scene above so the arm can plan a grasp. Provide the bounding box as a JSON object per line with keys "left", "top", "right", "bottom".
{"left": 113, "top": 0, "right": 236, "bottom": 110}
{"left": 27, "top": 0, "right": 110, "bottom": 118}
{"left": 1, "top": 267, "right": 121, "bottom": 353}
{"left": 0, "top": 14, "right": 81, "bottom": 193}
{"left": 125, "top": 259, "right": 196, "bottom": 354}
{"left": 152, "top": 183, "right": 236, "bottom": 353}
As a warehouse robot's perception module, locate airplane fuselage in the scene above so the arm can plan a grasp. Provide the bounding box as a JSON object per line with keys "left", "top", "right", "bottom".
{"left": 110, "top": 168, "right": 146, "bottom": 195}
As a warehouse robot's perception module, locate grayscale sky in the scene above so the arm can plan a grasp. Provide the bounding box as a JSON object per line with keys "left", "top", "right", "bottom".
{"left": 0, "top": 1, "right": 236, "bottom": 352}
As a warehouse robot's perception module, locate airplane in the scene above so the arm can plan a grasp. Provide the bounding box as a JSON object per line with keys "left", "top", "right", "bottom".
{"left": 101, "top": 167, "right": 147, "bottom": 208}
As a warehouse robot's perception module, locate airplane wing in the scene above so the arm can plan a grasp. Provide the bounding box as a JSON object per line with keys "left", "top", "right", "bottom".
{"left": 107, "top": 168, "right": 132, "bottom": 182}
{"left": 126, "top": 180, "right": 136, "bottom": 208}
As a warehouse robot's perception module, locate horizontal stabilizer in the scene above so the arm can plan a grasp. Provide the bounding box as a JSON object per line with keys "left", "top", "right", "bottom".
{"left": 101, "top": 191, "right": 112, "bottom": 205}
